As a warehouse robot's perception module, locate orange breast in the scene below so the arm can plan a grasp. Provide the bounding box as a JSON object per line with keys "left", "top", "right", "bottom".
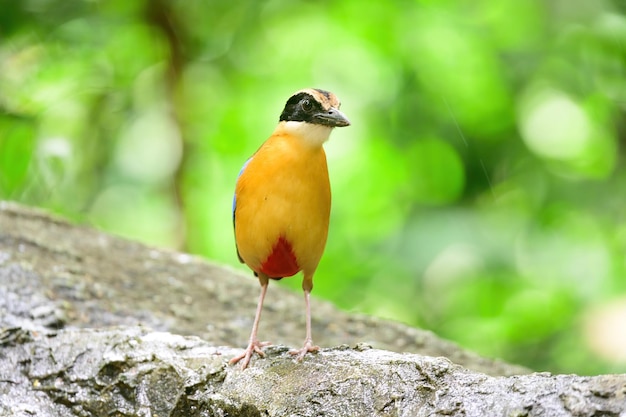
{"left": 259, "top": 236, "right": 300, "bottom": 278}
{"left": 234, "top": 128, "right": 331, "bottom": 279}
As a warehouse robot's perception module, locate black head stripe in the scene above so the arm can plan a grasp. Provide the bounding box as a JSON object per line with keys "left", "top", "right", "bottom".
{"left": 279, "top": 93, "right": 325, "bottom": 123}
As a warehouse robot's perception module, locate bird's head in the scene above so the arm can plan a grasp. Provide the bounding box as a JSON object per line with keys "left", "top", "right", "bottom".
{"left": 278, "top": 88, "right": 350, "bottom": 146}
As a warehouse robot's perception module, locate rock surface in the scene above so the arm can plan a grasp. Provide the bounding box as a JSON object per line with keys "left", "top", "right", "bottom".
{"left": 1, "top": 201, "right": 625, "bottom": 416}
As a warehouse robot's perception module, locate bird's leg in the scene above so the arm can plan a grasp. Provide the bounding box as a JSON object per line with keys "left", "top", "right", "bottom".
{"left": 229, "top": 274, "right": 271, "bottom": 370}
{"left": 289, "top": 276, "right": 320, "bottom": 361}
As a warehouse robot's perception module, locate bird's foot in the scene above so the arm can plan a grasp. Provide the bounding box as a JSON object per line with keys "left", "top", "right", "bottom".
{"left": 289, "top": 339, "right": 319, "bottom": 362}
{"left": 229, "top": 340, "right": 271, "bottom": 370}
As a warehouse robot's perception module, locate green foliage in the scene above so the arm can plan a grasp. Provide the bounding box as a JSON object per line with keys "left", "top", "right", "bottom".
{"left": 1, "top": 0, "right": 626, "bottom": 375}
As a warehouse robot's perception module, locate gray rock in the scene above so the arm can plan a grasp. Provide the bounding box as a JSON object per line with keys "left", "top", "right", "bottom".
{"left": 1, "top": 201, "right": 624, "bottom": 416}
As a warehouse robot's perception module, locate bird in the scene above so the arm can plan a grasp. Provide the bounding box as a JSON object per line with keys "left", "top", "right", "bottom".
{"left": 230, "top": 88, "right": 350, "bottom": 369}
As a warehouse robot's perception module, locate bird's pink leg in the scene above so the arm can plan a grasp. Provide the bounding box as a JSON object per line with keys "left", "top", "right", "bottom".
{"left": 290, "top": 277, "right": 319, "bottom": 361}
{"left": 230, "top": 274, "right": 271, "bottom": 370}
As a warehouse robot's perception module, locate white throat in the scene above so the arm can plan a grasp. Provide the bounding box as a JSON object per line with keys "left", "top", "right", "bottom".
{"left": 281, "top": 121, "right": 333, "bottom": 147}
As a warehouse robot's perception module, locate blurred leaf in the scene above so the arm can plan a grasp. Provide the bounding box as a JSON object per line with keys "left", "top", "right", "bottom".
{"left": 0, "top": 117, "right": 35, "bottom": 197}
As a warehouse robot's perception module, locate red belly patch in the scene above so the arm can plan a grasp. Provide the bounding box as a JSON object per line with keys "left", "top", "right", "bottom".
{"left": 260, "top": 236, "right": 300, "bottom": 278}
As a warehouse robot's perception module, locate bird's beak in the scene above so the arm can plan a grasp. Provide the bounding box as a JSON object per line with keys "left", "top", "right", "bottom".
{"left": 313, "top": 108, "right": 351, "bottom": 128}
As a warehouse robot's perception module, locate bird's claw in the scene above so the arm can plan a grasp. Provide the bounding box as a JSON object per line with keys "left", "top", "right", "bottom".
{"left": 289, "top": 339, "right": 319, "bottom": 362}
{"left": 230, "top": 340, "right": 272, "bottom": 370}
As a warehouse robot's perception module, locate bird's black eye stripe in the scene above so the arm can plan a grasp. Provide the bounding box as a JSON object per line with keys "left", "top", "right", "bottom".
{"left": 279, "top": 93, "right": 324, "bottom": 123}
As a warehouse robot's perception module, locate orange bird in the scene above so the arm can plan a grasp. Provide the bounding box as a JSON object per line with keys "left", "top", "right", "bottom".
{"left": 230, "top": 88, "right": 350, "bottom": 369}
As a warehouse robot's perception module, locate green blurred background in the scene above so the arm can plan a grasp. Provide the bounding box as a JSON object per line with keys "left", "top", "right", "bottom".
{"left": 1, "top": 0, "right": 626, "bottom": 375}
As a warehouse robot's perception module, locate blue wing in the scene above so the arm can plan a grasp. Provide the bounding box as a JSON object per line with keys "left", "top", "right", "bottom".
{"left": 233, "top": 157, "right": 252, "bottom": 263}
